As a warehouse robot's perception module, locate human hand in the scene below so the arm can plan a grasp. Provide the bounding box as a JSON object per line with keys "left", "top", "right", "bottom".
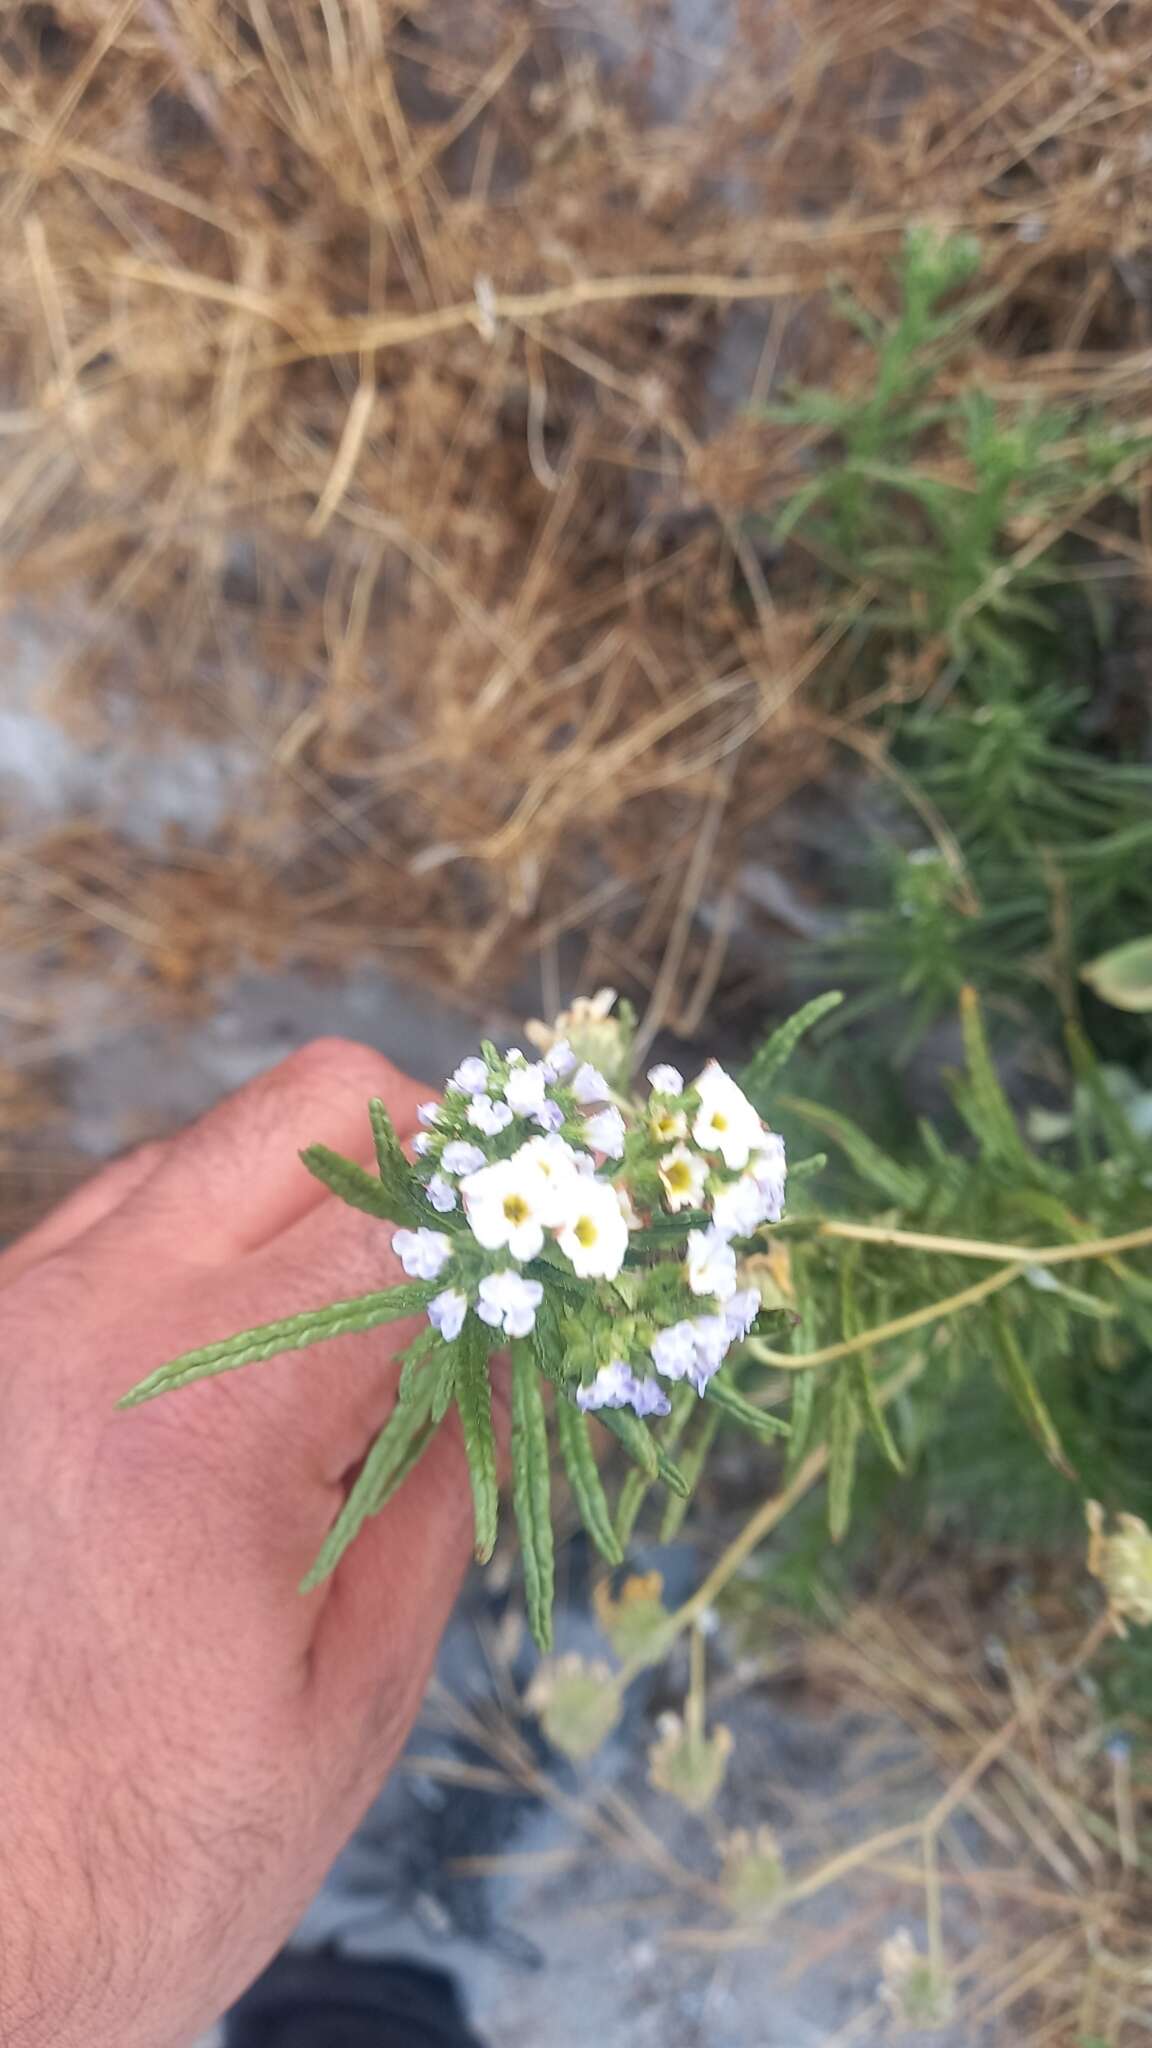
{"left": 0, "top": 1040, "right": 481, "bottom": 2048}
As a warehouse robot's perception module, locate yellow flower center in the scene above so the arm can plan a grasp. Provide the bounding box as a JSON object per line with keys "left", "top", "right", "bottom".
{"left": 664, "top": 1159, "right": 693, "bottom": 1194}
{"left": 503, "top": 1193, "right": 531, "bottom": 1225}
{"left": 651, "top": 1111, "right": 678, "bottom": 1141}
{"left": 710, "top": 1111, "right": 729, "bottom": 1133}
{"left": 574, "top": 1215, "right": 598, "bottom": 1248}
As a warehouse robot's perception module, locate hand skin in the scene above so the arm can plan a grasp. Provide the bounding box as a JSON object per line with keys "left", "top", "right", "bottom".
{"left": 0, "top": 1039, "right": 485, "bottom": 2048}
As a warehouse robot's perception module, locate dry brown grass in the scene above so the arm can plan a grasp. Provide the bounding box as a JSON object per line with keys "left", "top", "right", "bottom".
{"left": 3, "top": 0, "right": 1152, "bottom": 1070}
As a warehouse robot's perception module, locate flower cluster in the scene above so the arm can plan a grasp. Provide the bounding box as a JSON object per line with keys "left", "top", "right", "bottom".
{"left": 395, "top": 1038, "right": 787, "bottom": 1419}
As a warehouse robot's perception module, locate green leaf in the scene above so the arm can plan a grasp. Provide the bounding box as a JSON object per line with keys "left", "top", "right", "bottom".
{"left": 300, "top": 1142, "right": 419, "bottom": 1225}
{"left": 703, "top": 1374, "right": 791, "bottom": 1440}
{"left": 785, "top": 1367, "right": 818, "bottom": 1477}
{"left": 597, "top": 1408, "right": 690, "bottom": 1496}
{"left": 511, "top": 1341, "right": 554, "bottom": 1650}
{"left": 847, "top": 1354, "right": 905, "bottom": 1473}
{"left": 370, "top": 1095, "right": 420, "bottom": 1199}
{"left": 785, "top": 1151, "right": 829, "bottom": 1187}
{"left": 994, "top": 1305, "right": 1075, "bottom": 1479}
{"left": 1081, "top": 934, "right": 1152, "bottom": 1012}
{"left": 827, "top": 1362, "right": 859, "bottom": 1543}
{"left": 659, "top": 1408, "right": 721, "bottom": 1541}
{"left": 954, "top": 985, "right": 1028, "bottom": 1165}
{"left": 301, "top": 1374, "right": 439, "bottom": 1591}
{"left": 455, "top": 1318, "right": 499, "bottom": 1562}
{"left": 780, "top": 1097, "right": 925, "bottom": 1206}
{"left": 431, "top": 1341, "right": 458, "bottom": 1424}
{"left": 743, "top": 991, "right": 844, "bottom": 1100}
{"left": 556, "top": 1398, "right": 623, "bottom": 1565}
{"left": 614, "top": 1468, "right": 650, "bottom": 1549}
{"left": 119, "top": 1284, "right": 436, "bottom": 1406}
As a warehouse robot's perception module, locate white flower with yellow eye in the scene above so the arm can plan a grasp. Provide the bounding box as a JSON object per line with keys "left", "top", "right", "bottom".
{"left": 555, "top": 1175, "right": 630, "bottom": 1279}
{"left": 514, "top": 1134, "right": 587, "bottom": 1225}
{"left": 460, "top": 1156, "right": 551, "bottom": 1262}
{"left": 649, "top": 1103, "right": 688, "bottom": 1144}
{"left": 691, "top": 1061, "right": 765, "bottom": 1171}
{"left": 658, "top": 1142, "right": 708, "bottom": 1213}
{"left": 686, "top": 1226, "right": 737, "bottom": 1301}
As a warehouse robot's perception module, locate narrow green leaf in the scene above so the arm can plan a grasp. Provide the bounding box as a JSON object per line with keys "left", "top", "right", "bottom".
{"left": 369, "top": 1095, "right": 418, "bottom": 1193}
{"left": 785, "top": 1151, "right": 829, "bottom": 1187}
{"left": 455, "top": 1318, "right": 499, "bottom": 1562}
{"left": 994, "top": 1305, "right": 1074, "bottom": 1479}
{"left": 511, "top": 1341, "right": 555, "bottom": 1650}
{"left": 431, "top": 1340, "right": 458, "bottom": 1425}
{"left": 703, "top": 1374, "right": 791, "bottom": 1440}
{"left": 659, "top": 1408, "right": 721, "bottom": 1541}
{"left": 301, "top": 1375, "right": 439, "bottom": 1591}
{"left": 555, "top": 1398, "right": 623, "bottom": 1565}
{"left": 954, "top": 985, "right": 1028, "bottom": 1165}
{"left": 743, "top": 991, "right": 844, "bottom": 1099}
{"left": 614, "top": 1468, "right": 650, "bottom": 1549}
{"left": 785, "top": 1368, "right": 818, "bottom": 1477}
{"left": 780, "top": 1098, "right": 924, "bottom": 1206}
{"left": 119, "top": 1285, "right": 436, "bottom": 1406}
{"left": 597, "top": 1408, "right": 690, "bottom": 1496}
{"left": 398, "top": 1324, "right": 441, "bottom": 1402}
{"left": 847, "top": 1353, "right": 905, "bottom": 1472}
{"left": 301, "top": 1143, "right": 418, "bottom": 1225}
{"left": 827, "top": 1362, "right": 859, "bottom": 1543}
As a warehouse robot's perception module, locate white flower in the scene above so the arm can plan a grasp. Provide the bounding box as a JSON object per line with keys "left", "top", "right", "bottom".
{"left": 723, "top": 1287, "right": 761, "bottom": 1343}
{"left": 651, "top": 1321, "right": 699, "bottom": 1381}
{"left": 584, "top": 1105, "right": 626, "bottom": 1158}
{"left": 692, "top": 1060, "right": 765, "bottom": 1171}
{"left": 689, "top": 1314, "right": 730, "bottom": 1390}
{"left": 449, "top": 1055, "right": 489, "bottom": 1095}
{"left": 425, "top": 1173, "right": 457, "bottom": 1213}
{"left": 442, "top": 1139, "right": 487, "bottom": 1176}
{"left": 417, "top": 1101, "right": 442, "bottom": 1127}
{"left": 533, "top": 1098, "right": 566, "bottom": 1132}
{"left": 573, "top": 1062, "right": 609, "bottom": 1106}
{"left": 514, "top": 1133, "right": 586, "bottom": 1224}
{"left": 686, "top": 1226, "right": 737, "bottom": 1301}
{"left": 555, "top": 1175, "right": 630, "bottom": 1279}
{"left": 504, "top": 1062, "right": 547, "bottom": 1116}
{"left": 711, "top": 1171, "right": 777, "bottom": 1238}
{"left": 749, "top": 1132, "right": 787, "bottom": 1222}
{"left": 542, "top": 1038, "right": 576, "bottom": 1081}
{"left": 648, "top": 1064, "right": 684, "bottom": 1095}
{"left": 461, "top": 1155, "right": 552, "bottom": 1261}
{"left": 630, "top": 1375, "right": 672, "bottom": 1417}
{"left": 576, "top": 1361, "right": 670, "bottom": 1418}
{"left": 659, "top": 1142, "right": 709, "bottom": 1213}
{"left": 476, "top": 1269, "right": 543, "bottom": 1338}
{"left": 428, "top": 1287, "right": 468, "bottom": 1341}
{"left": 468, "top": 1095, "right": 515, "bottom": 1136}
{"left": 506, "top": 1046, "right": 526, "bottom": 1064}
{"left": 649, "top": 1104, "right": 688, "bottom": 1144}
{"left": 616, "top": 1183, "right": 642, "bottom": 1229}
{"left": 392, "top": 1227, "right": 453, "bottom": 1280}
{"left": 412, "top": 1134, "right": 433, "bottom": 1157}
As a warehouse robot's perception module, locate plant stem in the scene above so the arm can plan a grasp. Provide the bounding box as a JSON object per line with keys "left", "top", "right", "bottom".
{"left": 748, "top": 1261, "right": 1026, "bottom": 1370}
{"left": 612, "top": 1357, "right": 925, "bottom": 1688}
{"left": 789, "top": 1217, "right": 1152, "bottom": 1267}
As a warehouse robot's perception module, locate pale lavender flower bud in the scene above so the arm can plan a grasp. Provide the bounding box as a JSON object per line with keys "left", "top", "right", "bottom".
{"left": 442, "top": 1140, "right": 487, "bottom": 1176}
{"left": 449, "top": 1055, "right": 489, "bottom": 1095}
{"left": 533, "top": 1098, "right": 566, "bottom": 1132}
{"left": 425, "top": 1173, "right": 457, "bottom": 1213}
{"left": 583, "top": 1105, "right": 626, "bottom": 1158}
{"left": 573, "top": 1062, "right": 609, "bottom": 1106}
{"left": 427, "top": 1288, "right": 468, "bottom": 1341}
{"left": 629, "top": 1376, "right": 672, "bottom": 1418}
{"left": 468, "top": 1095, "right": 515, "bottom": 1136}
{"left": 690, "top": 1314, "right": 730, "bottom": 1391}
{"left": 476, "top": 1270, "right": 544, "bottom": 1338}
{"left": 417, "top": 1101, "right": 442, "bottom": 1127}
{"left": 412, "top": 1134, "right": 434, "bottom": 1157}
{"left": 651, "top": 1321, "right": 699, "bottom": 1381}
{"left": 392, "top": 1227, "right": 452, "bottom": 1280}
{"left": 576, "top": 1360, "right": 638, "bottom": 1410}
{"left": 542, "top": 1038, "right": 576, "bottom": 1081}
{"left": 647, "top": 1063, "right": 684, "bottom": 1095}
{"left": 723, "top": 1287, "right": 761, "bottom": 1343}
